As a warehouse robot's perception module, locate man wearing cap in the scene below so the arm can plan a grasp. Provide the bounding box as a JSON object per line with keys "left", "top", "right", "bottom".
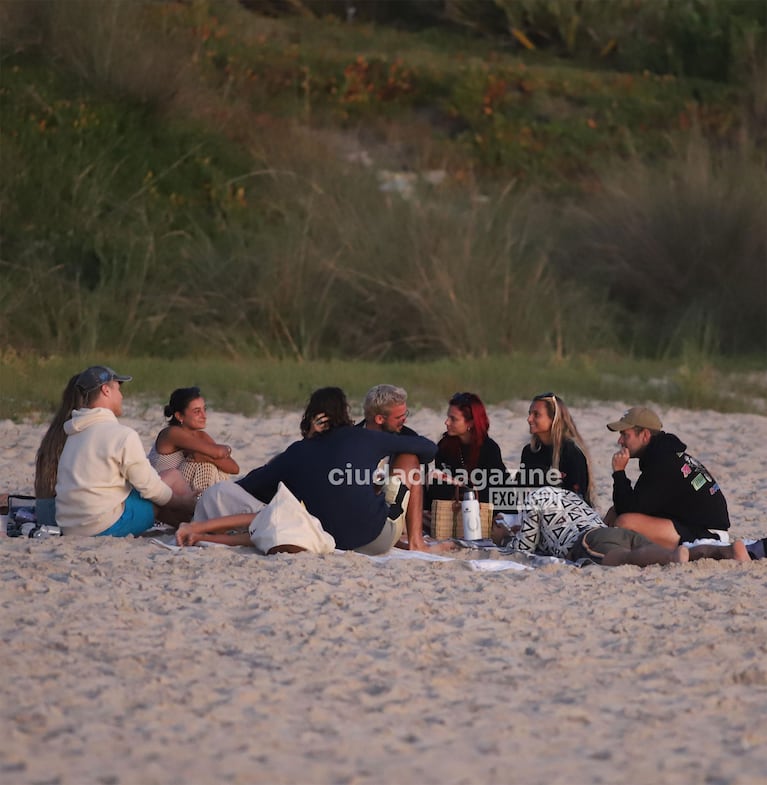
{"left": 605, "top": 406, "right": 730, "bottom": 547}
{"left": 493, "top": 485, "right": 748, "bottom": 565}
{"left": 55, "top": 366, "right": 196, "bottom": 537}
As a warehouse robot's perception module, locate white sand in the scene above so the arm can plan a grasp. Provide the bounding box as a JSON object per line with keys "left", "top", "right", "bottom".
{"left": 2, "top": 402, "right": 766, "bottom": 785}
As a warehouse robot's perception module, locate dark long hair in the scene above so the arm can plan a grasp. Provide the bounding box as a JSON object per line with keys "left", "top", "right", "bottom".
{"left": 438, "top": 391, "right": 490, "bottom": 470}
{"left": 35, "top": 375, "right": 85, "bottom": 497}
{"left": 164, "top": 387, "right": 202, "bottom": 425}
{"left": 299, "top": 387, "right": 352, "bottom": 437}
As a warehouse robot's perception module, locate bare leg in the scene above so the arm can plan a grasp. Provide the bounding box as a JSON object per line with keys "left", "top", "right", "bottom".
{"left": 602, "top": 543, "right": 689, "bottom": 567}
{"left": 391, "top": 453, "right": 425, "bottom": 550}
{"left": 391, "top": 453, "right": 454, "bottom": 553}
{"left": 155, "top": 490, "right": 198, "bottom": 528}
{"left": 614, "top": 513, "right": 681, "bottom": 548}
{"left": 159, "top": 468, "right": 193, "bottom": 497}
{"left": 688, "top": 540, "right": 750, "bottom": 563}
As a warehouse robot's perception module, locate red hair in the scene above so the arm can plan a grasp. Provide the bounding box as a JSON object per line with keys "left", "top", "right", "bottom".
{"left": 439, "top": 392, "right": 490, "bottom": 470}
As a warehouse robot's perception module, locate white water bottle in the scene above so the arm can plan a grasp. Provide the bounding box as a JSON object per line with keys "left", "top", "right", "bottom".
{"left": 461, "top": 490, "right": 482, "bottom": 540}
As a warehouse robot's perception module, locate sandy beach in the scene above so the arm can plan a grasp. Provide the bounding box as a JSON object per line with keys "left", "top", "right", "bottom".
{"left": 2, "top": 401, "right": 766, "bottom": 785}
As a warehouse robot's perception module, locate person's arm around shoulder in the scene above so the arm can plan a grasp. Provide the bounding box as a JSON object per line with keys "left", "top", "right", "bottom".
{"left": 379, "top": 431, "right": 437, "bottom": 463}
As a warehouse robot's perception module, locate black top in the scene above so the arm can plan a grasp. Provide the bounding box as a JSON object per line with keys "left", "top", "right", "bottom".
{"left": 237, "top": 426, "right": 437, "bottom": 550}
{"left": 612, "top": 431, "right": 730, "bottom": 534}
{"left": 428, "top": 436, "right": 511, "bottom": 505}
{"left": 518, "top": 440, "right": 591, "bottom": 502}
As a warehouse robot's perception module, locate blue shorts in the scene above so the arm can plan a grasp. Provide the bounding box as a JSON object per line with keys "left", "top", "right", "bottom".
{"left": 97, "top": 489, "right": 155, "bottom": 537}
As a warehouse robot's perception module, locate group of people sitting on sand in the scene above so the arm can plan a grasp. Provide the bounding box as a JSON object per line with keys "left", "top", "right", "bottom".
{"left": 19, "top": 363, "right": 765, "bottom": 568}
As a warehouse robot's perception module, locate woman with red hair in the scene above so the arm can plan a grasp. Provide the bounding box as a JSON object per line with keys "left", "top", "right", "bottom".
{"left": 428, "top": 392, "right": 510, "bottom": 505}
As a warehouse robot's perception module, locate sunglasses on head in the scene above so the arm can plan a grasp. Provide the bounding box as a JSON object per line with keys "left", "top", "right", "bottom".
{"left": 533, "top": 392, "right": 561, "bottom": 419}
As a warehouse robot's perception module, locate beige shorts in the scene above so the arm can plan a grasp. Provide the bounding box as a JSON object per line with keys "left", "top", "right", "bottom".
{"left": 354, "top": 476, "right": 410, "bottom": 556}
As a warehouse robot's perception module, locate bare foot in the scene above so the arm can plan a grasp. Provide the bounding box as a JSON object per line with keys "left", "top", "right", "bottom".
{"left": 689, "top": 541, "right": 750, "bottom": 562}
{"left": 731, "top": 540, "right": 750, "bottom": 562}
{"left": 267, "top": 544, "right": 307, "bottom": 554}
{"left": 673, "top": 545, "right": 690, "bottom": 563}
{"left": 428, "top": 540, "right": 458, "bottom": 554}
{"left": 399, "top": 539, "right": 457, "bottom": 554}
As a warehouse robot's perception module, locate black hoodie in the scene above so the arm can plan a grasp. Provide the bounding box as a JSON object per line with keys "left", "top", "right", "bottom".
{"left": 612, "top": 432, "right": 730, "bottom": 535}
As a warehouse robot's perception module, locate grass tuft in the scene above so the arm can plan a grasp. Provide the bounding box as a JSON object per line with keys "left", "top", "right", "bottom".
{"left": 1, "top": 353, "right": 764, "bottom": 421}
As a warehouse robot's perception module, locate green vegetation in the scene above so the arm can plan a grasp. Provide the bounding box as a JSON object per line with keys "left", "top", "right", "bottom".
{"left": 2, "top": 353, "right": 765, "bottom": 421}
{"left": 0, "top": 0, "right": 765, "bottom": 406}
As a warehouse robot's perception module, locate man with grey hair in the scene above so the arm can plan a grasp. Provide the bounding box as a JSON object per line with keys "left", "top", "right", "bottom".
{"left": 360, "top": 384, "right": 449, "bottom": 552}
{"left": 362, "top": 384, "right": 417, "bottom": 436}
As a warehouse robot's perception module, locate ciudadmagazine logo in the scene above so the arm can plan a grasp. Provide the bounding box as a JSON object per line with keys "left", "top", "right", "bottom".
{"left": 326, "top": 463, "right": 566, "bottom": 511}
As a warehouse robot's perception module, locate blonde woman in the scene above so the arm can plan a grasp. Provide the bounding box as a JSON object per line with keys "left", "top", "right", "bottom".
{"left": 522, "top": 391, "right": 593, "bottom": 505}
{"left": 493, "top": 392, "right": 596, "bottom": 555}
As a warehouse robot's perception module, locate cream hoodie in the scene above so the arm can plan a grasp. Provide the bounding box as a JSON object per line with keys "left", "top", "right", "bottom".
{"left": 55, "top": 407, "right": 173, "bottom": 535}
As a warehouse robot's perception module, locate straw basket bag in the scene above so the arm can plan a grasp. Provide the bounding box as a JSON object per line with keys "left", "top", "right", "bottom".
{"left": 430, "top": 488, "right": 494, "bottom": 540}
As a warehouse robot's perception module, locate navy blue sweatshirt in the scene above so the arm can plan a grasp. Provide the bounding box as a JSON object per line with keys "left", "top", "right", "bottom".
{"left": 237, "top": 426, "right": 436, "bottom": 550}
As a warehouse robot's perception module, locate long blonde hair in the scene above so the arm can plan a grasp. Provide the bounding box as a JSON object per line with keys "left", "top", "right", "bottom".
{"left": 529, "top": 392, "right": 594, "bottom": 506}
